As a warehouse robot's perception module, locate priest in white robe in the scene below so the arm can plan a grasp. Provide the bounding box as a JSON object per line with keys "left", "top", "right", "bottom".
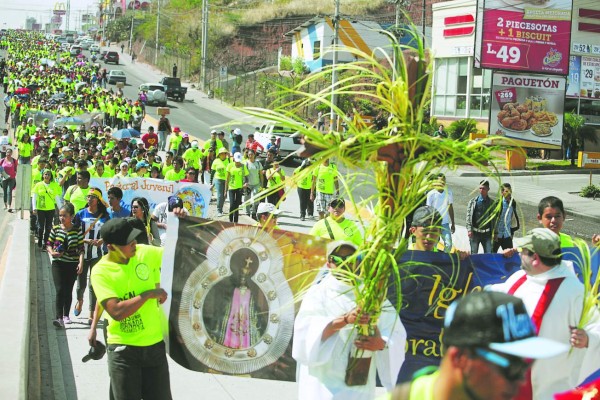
{"left": 292, "top": 241, "right": 406, "bottom": 400}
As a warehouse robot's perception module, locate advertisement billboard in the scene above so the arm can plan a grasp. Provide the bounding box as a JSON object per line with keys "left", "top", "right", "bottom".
{"left": 475, "top": 0, "right": 573, "bottom": 75}
{"left": 489, "top": 71, "right": 565, "bottom": 149}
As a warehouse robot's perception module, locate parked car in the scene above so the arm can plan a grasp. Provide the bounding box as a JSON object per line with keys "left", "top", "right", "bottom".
{"left": 104, "top": 51, "right": 119, "bottom": 65}
{"left": 89, "top": 44, "right": 100, "bottom": 52}
{"left": 158, "top": 77, "right": 187, "bottom": 102}
{"left": 255, "top": 122, "right": 303, "bottom": 160}
{"left": 107, "top": 70, "right": 127, "bottom": 85}
{"left": 69, "top": 45, "right": 83, "bottom": 56}
{"left": 139, "top": 83, "right": 167, "bottom": 106}
{"left": 60, "top": 42, "right": 70, "bottom": 51}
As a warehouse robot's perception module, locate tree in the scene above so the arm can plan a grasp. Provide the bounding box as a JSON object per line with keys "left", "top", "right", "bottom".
{"left": 563, "top": 112, "right": 599, "bottom": 165}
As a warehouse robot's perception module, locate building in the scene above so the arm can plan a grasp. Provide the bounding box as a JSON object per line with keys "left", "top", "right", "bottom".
{"left": 285, "top": 17, "right": 429, "bottom": 72}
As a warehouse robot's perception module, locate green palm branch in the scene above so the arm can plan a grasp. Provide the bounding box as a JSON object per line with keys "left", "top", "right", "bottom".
{"left": 239, "top": 26, "right": 501, "bottom": 335}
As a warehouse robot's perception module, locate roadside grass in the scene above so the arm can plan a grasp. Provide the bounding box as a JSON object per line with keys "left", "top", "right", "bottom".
{"left": 526, "top": 159, "right": 578, "bottom": 170}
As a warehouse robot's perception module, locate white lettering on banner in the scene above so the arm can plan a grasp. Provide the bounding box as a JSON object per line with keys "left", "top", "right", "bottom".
{"left": 500, "top": 76, "right": 561, "bottom": 88}
{"left": 91, "top": 177, "right": 211, "bottom": 218}
{"left": 504, "top": 20, "right": 557, "bottom": 32}
{"left": 496, "top": 303, "right": 534, "bottom": 341}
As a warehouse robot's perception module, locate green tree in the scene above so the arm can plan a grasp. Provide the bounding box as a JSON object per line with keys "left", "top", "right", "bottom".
{"left": 563, "top": 112, "right": 598, "bottom": 165}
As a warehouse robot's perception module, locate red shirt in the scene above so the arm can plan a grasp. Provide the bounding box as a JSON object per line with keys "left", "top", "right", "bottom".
{"left": 245, "top": 139, "right": 264, "bottom": 152}
{"left": 0, "top": 157, "right": 18, "bottom": 179}
{"left": 141, "top": 132, "right": 159, "bottom": 149}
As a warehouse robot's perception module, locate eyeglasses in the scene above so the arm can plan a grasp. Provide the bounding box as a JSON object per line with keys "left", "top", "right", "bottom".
{"left": 473, "top": 348, "right": 530, "bottom": 382}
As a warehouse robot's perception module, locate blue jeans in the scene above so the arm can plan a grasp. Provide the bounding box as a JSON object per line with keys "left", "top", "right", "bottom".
{"left": 441, "top": 223, "right": 453, "bottom": 253}
{"left": 214, "top": 179, "right": 225, "bottom": 213}
{"left": 245, "top": 184, "right": 261, "bottom": 216}
{"left": 470, "top": 232, "right": 492, "bottom": 254}
{"left": 157, "top": 131, "right": 167, "bottom": 151}
{"left": 107, "top": 341, "right": 172, "bottom": 400}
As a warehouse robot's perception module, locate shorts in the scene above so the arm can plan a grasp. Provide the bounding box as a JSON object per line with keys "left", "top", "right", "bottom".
{"left": 315, "top": 192, "right": 334, "bottom": 213}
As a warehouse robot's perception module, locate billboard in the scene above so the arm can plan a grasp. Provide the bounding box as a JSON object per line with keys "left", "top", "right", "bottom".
{"left": 489, "top": 71, "right": 566, "bottom": 149}
{"left": 475, "top": 0, "right": 573, "bottom": 75}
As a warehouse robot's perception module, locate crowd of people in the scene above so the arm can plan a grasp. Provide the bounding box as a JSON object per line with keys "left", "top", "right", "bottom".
{"left": 2, "top": 30, "right": 600, "bottom": 400}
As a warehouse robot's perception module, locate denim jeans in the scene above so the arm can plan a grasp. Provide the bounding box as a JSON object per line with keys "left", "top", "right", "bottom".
{"left": 214, "top": 179, "right": 225, "bottom": 213}
{"left": 157, "top": 131, "right": 167, "bottom": 151}
{"left": 107, "top": 341, "right": 172, "bottom": 400}
{"left": 245, "top": 184, "right": 261, "bottom": 216}
{"left": 469, "top": 232, "right": 492, "bottom": 254}
{"left": 441, "top": 223, "right": 453, "bottom": 253}
{"left": 228, "top": 188, "right": 243, "bottom": 223}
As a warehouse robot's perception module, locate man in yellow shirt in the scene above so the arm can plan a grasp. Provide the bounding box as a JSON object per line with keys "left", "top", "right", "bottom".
{"left": 310, "top": 158, "right": 339, "bottom": 220}
{"left": 309, "top": 198, "right": 362, "bottom": 246}
{"left": 88, "top": 218, "right": 172, "bottom": 400}
{"left": 182, "top": 140, "right": 203, "bottom": 178}
{"left": 64, "top": 171, "right": 92, "bottom": 213}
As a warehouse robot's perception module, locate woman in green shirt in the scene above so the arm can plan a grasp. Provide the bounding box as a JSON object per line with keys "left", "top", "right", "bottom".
{"left": 18, "top": 132, "right": 34, "bottom": 164}
{"left": 32, "top": 169, "right": 62, "bottom": 250}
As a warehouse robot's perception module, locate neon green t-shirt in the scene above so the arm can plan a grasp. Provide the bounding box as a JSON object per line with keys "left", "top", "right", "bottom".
{"left": 309, "top": 217, "right": 363, "bottom": 246}
{"left": 294, "top": 166, "right": 312, "bottom": 190}
{"left": 560, "top": 232, "right": 574, "bottom": 248}
{"left": 266, "top": 167, "right": 285, "bottom": 189}
{"left": 211, "top": 157, "right": 229, "bottom": 181}
{"left": 183, "top": 148, "right": 203, "bottom": 170}
{"left": 168, "top": 134, "right": 182, "bottom": 152}
{"left": 64, "top": 185, "right": 91, "bottom": 213}
{"left": 91, "top": 245, "right": 164, "bottom": 346}
{"left": 226, "top": 162, "right": 248, "bottom": 190}
{"left": 32, "top": 181, "right": 61, "bottom": 211}
{"left": 164, "top": 168, "right": 185, "bottom": 182}
{"left": 313, "top": 164, "right": 337, "bottom": 194}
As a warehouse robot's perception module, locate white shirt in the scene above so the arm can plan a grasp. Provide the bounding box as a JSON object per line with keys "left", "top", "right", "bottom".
{"left": 426, "top": 188, "right": 453, "bottom": 225}
{"left": 292, "top": 272, "right": 406, "bottom": 400}
{"left": 489, "top": 262, "right": 600, "bottom": 400}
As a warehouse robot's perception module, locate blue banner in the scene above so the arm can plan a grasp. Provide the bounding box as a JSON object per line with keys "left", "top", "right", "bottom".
{"left": 395, "top": 247, "right": 600, "bottom": 383}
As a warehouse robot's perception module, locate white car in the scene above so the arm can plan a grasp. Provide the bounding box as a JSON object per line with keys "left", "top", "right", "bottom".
{"left": 80, "top": 39, "right": 94, "bottom": 50}
{"left": 255, "top": 122, "right": 303, "bottom": 160}
{"left": 69, "top": 45, "right": 83, "bottom": 56}
{"left": 139, "top": 83, "right": 167, "bottom": 106}
{"left": 107, "top": 70, "right": 127, "bottom": 85}
{"left": 89, "top": 44, "right": 100, "bottom": 52}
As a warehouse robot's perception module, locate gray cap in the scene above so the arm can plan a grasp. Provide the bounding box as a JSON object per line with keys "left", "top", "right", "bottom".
{"left": 411, "top": 205, "right": 442, "bottom": 227}
{"left": 514, "top": 228, "right": 561, "bottom": 259}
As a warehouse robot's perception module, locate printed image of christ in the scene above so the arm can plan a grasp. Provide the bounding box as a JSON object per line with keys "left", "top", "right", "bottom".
{"left": 203, "top": 247, "right": 269, "bottom": 349}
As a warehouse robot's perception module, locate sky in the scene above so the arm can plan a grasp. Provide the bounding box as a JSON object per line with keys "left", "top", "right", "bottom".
{"left": 0, "top": 0, "right": 100, "bottom": 30}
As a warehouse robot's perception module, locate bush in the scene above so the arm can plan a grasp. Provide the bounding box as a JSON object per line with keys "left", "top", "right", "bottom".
{"left": 580, "top": 184, "right": 600, "bottom": 198}
{"left": 447, "top": 118, "right": 478, "bottom": 141}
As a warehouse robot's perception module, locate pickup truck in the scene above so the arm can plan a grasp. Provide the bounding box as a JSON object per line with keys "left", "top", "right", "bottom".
{"left": 158, "top": 77, "right": 187, "bottom": 102}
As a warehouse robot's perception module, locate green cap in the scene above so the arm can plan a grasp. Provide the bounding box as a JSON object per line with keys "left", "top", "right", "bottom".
{"left": 514, "top": 228, "right": 561, "bottom": 259}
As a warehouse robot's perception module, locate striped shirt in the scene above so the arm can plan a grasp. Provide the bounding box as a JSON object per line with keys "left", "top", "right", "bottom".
{"left": 47, "top": 225, "right": 84, "bottom": 263}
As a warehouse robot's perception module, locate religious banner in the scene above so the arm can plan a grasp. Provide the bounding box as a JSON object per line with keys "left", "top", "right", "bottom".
{"left": 161, "top": 216, "right": 329, "bottom": 380}
{"left": 90, "top": 177, "right": 211, "bottom": 217}
{"left": 489, "top": 71, "right": 565, "bottom": 149}
{"left": 475, "top": 0, "right": 573, "bottom": 75}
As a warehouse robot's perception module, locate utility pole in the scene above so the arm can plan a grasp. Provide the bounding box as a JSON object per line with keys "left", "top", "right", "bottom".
{"left": 155, "top": 0, "right": 160, "bottom": 65}
{"left": 201, "top": 0, "right": 209, "bottom": 92}
{"left": 329, "top": 0, "right": 340, "bottom": 131}
{"left": 128, "top": 15, "right": 134, "bottom": 54}
{"left": 66, "top": 0, "right": 71, "bottom": 31}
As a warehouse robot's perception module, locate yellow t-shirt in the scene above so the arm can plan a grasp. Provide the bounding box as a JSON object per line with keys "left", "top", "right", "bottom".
{"left": 226, "top": 162, "right": 249, "bottom": 190}
{"left": 309, "top": 217, "right": 363, "bottom": 246}
{"left": 64, "top": 185, "right": 91, "bottom": 213}
{"left": 211, "top": 158, "right": 229, "bottom": 181}
{"left": 91, "top": 245, "right": 164, "bottom": 346}
{"left": 294, "top": 166, "right": 312, "bottom": 190}
{"left": 164, "top": 168, "right": 185, "bottom": 181}
{"left": 313, "top": 164, "right": 338, "bottom": 194}
{"left": 32, "top": 181, "right": 61, "bottom": 211}
{"left": 183, "top": 148, "right": 203, "bottom": 170}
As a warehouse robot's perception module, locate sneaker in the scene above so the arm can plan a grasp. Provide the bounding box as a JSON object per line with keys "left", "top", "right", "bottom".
{"left": 300, "top": 216, "right": 305, "bottom": 221}
{"left": 63, "top": 316, "right": 72, "bottom": 324}
{"left": 52, "top": 318, "right": 64, "bottom": 328}
{"left": 217, "top": 212, "right": 223, "bottom": 217}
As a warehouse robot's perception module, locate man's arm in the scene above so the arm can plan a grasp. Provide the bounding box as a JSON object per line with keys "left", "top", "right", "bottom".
{"left": 101, "top": 287, "right": 167, "bottom": 321}
{"left": 449, "top": 204, "right": 455, "bottom": 233}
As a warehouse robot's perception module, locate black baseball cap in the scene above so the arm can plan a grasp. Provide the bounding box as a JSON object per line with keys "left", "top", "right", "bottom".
{"left": 82, "top": 340, "right": 106, "bottom": 362}
{"left": 329, "top": 198, "right": 345, "bottom": 208}
{"left": 411, "top": 205, "right": 442, "bottom": 227}
{"left": 100, "top": 218, "right": 141, "bottom": 245}
{"left": 443, "top": 292, "right": 567, "bottom": 359}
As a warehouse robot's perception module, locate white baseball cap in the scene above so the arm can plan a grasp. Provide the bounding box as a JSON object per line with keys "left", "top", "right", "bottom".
{"left": 233, "top": 152, "right": 242, "bottom": 162}
{"left": 257, "top": 203, "right": 282, "bottom": 215}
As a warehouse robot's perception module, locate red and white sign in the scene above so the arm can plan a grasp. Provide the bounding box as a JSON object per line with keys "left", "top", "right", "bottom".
{"left": 475, "top": 0, "right": 573, "bottom": 75}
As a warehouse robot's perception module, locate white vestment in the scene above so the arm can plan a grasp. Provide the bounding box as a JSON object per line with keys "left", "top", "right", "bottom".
{"left": 489, "top": 262, "right": 600, "bottom": 400}
{"left": 292, "top": 272, "right": 406, "bottom": 400}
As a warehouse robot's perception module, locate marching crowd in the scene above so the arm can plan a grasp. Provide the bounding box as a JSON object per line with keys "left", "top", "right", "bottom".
{"left": 1, "top": 30, "right": 600, "bottom": 400}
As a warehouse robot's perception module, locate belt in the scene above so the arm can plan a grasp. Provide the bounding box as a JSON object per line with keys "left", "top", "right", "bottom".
{"left": 472, "top": 228, "right": 491, "bottom": 233}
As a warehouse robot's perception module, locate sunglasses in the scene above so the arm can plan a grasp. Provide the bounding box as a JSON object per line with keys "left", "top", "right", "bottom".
{"left": 329, "top": 254, "right": 352, "bottom": 265}
{"left": 474, "top": 348, "right": 530, "bottom": 382}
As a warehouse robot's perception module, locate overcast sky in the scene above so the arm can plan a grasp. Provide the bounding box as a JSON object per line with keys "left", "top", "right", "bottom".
{"left": 0, "top": 0, "right": 99, "bottom": 30}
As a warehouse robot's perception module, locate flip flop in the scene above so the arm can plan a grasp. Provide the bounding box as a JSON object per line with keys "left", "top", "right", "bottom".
{"left": 74, "top": 300, "right": 83, "bottom": 317}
